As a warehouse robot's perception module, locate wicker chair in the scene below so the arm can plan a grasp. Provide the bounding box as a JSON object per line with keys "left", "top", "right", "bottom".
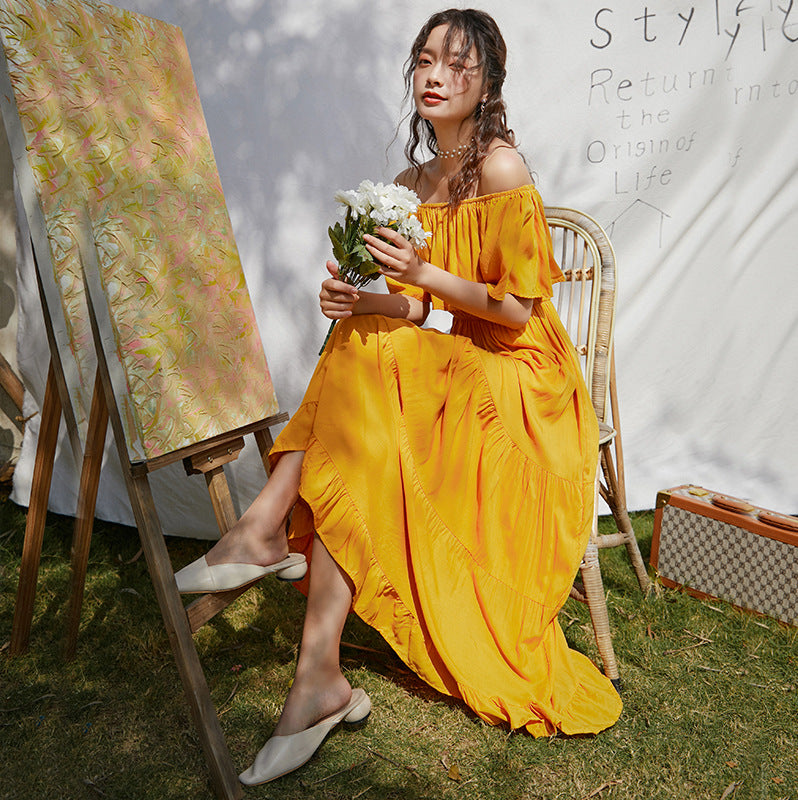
{"left": 545, "top": 206, "right": 650, "bottom": 689}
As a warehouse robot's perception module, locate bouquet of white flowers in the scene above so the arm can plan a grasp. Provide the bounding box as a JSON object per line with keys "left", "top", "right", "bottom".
{"left": 320, "top": 180, "right": 431, "bottom": 353}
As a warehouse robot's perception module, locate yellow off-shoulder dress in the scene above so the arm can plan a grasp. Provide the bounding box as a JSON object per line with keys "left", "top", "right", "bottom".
{"left": 271, "top": 185, "right": 623, "bottom": 736}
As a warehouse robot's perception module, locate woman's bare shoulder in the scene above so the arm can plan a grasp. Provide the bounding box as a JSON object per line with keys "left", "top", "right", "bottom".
{"left": 394, "top": 166, "right": 423, "bottom": 192}
{"left": 478, "top": 144, "right": 532, "bottom": 195}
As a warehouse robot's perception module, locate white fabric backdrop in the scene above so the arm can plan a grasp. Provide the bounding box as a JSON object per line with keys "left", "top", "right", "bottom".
{"left": 10, "top": 0, "right": 798, "bottom": 537}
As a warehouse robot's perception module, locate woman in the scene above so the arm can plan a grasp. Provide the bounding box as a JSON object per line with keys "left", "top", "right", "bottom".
{"left": 176, "top": 8, "right": 623, "bottom": 786}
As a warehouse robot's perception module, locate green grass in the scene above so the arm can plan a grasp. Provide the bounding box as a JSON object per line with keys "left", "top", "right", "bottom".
{"left": 1, "top": 491, "right": 796, "bottom": 800}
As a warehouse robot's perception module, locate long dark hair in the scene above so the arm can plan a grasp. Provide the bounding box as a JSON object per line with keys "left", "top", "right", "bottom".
{"left": 403, "top": 9, "right": 517, "bottom": 206}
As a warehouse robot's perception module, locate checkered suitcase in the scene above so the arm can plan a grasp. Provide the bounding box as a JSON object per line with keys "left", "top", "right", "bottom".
{"left": 651, "top": 485, "right": 798, "bottom": 626}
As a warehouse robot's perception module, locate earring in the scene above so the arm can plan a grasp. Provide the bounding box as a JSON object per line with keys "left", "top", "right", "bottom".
{"left": 478, "top": 100, "right": 486, "bottom": 113}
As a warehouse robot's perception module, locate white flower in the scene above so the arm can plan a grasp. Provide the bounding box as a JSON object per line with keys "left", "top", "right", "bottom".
{"left": 333, "top": 189, "right": 366, "bottom": 216}
{"left": 333, "top": 179, "right": 429, "bottom": 248}
{"left": 356, "top": 179, "right": 379, "bottom": 210}
{"left": 398, "top": 216, "right": 432, "bottom": 248}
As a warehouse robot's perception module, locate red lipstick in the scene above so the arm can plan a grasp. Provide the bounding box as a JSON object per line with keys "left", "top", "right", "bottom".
{"left": 422, "top": 91, "right": 444, "bottom": 105}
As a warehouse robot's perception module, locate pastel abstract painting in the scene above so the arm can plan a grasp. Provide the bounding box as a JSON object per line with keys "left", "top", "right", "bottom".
{"left": 0, "top": 0, "right": 278, "bottom": 461}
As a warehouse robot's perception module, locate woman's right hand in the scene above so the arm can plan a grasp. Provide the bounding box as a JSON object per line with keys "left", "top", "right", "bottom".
{"left": 319, "top": 260, "right": 359, "bottom": 320}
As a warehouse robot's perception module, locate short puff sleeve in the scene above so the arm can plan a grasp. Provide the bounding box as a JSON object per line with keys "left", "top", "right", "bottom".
{"left": 476, "top": 187, "right": 563, "bottom": 302}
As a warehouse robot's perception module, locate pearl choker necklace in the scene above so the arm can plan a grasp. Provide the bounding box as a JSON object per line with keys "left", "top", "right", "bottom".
{"left": 435, "top": 141, "right": 471, "bottom": 159}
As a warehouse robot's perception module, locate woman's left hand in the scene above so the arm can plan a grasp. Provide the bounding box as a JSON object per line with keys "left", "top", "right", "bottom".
{"left": 364, "top": 228, "right": 429, "bottom": 287}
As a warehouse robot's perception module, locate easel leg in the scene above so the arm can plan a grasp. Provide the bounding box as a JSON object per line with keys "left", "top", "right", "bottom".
{"left": 64, "top": 369, "right": 108, "bottom": 659}
{"left": 9, "top": 361, "right": 61, "bottom": 656}
{"left": 205, "top": 466, "right": 238, "bottom": 535}
{"left": 127, "top": 471, "right": 243, "bottom": 800}
{"left": 253, "top": 427, "right": 274, "bottom": 477}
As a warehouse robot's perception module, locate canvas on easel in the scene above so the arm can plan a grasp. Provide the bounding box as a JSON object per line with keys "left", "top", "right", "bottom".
{"left": 1, "top": 0, "right": 279, "bottom": 456}
{"left": 0, "top": 1, "right": 292, "bottom": 796}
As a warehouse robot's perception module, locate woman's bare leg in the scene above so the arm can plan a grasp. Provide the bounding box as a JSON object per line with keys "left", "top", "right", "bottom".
{"left": 273, "top": 533, "right": 354, "bottom": 736}
{"left": 204, "top": 454, "right": 355, "bottom": 733}
{"left": 205, "top": 450, "right": 304, "bottom": 568}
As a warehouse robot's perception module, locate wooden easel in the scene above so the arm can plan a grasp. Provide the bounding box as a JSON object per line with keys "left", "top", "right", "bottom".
{"left": 7, "top": 229, "right": 288, "bottom": 800}
{"left": 0, "top": 4, "right": 294, "bottom": 795}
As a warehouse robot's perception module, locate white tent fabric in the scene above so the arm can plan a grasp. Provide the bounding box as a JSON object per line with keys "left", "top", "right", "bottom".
{"left": 10, "top": 0, "right": 798, "bottom": 538}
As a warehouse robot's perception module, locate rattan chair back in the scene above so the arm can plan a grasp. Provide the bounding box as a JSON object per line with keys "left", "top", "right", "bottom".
{"left": 545, "top": 207, "right": 616, "bottom": 426}
{"left": 544, "top": 207, "right": 650, "bottom": 688}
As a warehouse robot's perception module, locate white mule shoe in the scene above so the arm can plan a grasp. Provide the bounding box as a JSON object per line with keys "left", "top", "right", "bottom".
{"left": 174, "top": 553, "right": 307, "bottom": 593}
{"left": 238, "top": 688, "right": 372, "bottom": 786}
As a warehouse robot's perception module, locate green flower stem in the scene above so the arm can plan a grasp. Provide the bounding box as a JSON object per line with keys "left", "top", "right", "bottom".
{"left": 319, "top": 318, "right": 338, "bottom": 356}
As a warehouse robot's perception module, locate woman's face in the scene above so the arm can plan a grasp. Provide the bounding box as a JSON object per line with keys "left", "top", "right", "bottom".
{"left": 412, "top": 24, "right": 484, "bottom": 127}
